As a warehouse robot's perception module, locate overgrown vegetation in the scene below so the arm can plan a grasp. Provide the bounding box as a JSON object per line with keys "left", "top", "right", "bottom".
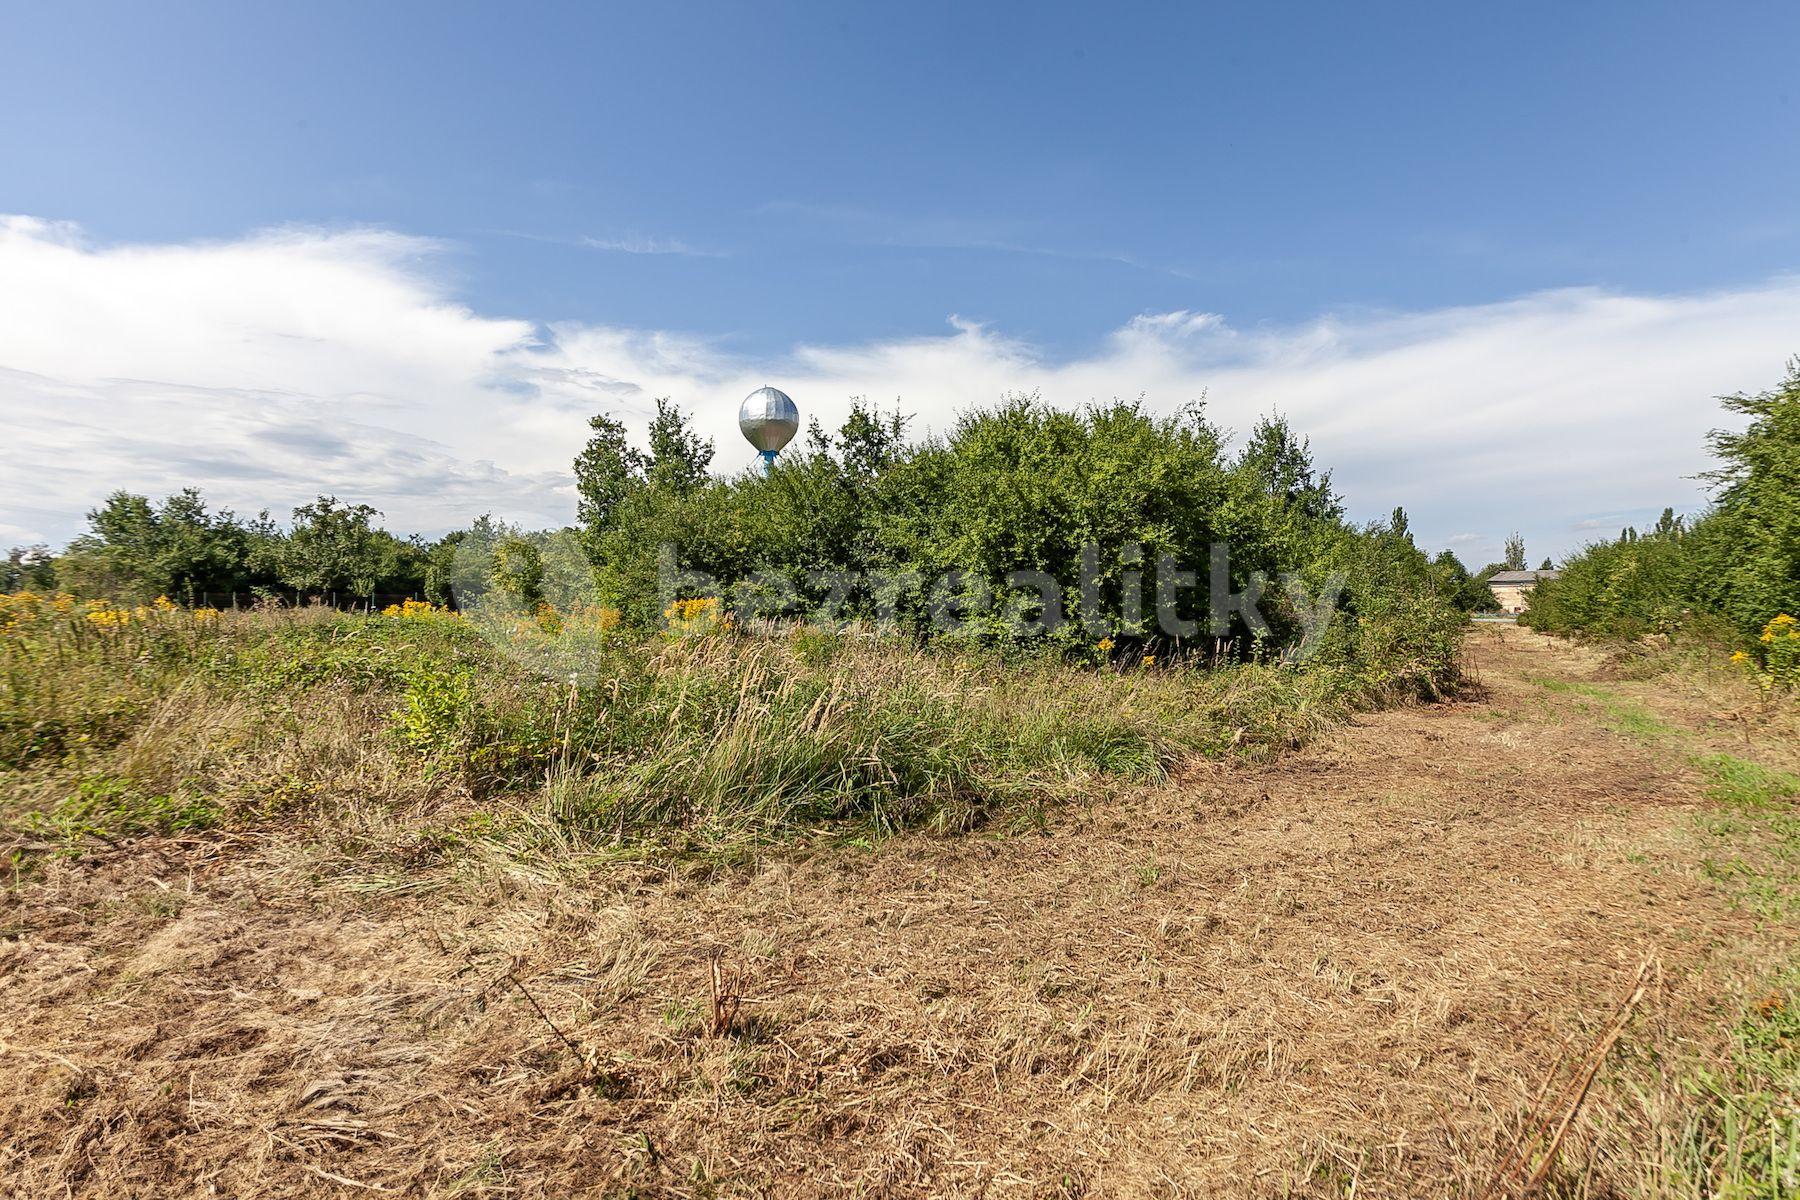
{"left": 0, "top": 592, "right": 1410, "bottom": 856}
{"left": 2, "top": 396, "right": 1471, "bottom": 853}
{"left": 575, "top": 395, "right": 1471, "bottom": 680}
{"left": 1524, "top": 360, "right": 1800, "bottom": 682}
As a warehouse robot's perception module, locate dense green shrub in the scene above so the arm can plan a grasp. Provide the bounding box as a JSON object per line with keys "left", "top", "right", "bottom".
{"left": 575, "top": 395, "right": 1465, "bottom": 693}
{"left": 1429, "top": 550, "right": 1500, "bottom": 613}
{"left": 1525, "top": 361, "right": 1800, "bottom": 648}
{"left": 1522, "top": 513, "right": 1695, "bottom": 640}
{"left": 1687, "top": 366, "right": 1800, "bottom": 635}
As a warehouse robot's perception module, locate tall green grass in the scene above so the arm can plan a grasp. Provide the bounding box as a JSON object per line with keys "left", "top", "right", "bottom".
{"left": 0, "top": 599, "right": 1446, "bottom": 855}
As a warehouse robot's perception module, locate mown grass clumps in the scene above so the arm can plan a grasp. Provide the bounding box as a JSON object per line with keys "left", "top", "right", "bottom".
{"left": 1605, "top": 961, "right": 1800, "bottom": 1200}
{"left": 1699, "top": 753, "right": 1800, "bottom": 812}
{"left": 1688, "top": 973, "right": 1800, "bottom": 1198}
{"left": 1662, "top": 755, "right": 1800, "bottom": 1197}
{"left": 1692, "top": 754, "right": 1800, "bottom": 925}
{"left": 0, "top": 595, "right": 1405, "bottom": 856}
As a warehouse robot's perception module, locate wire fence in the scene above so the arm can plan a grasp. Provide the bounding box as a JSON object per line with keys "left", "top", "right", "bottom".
{"left": 182, "top": 591, "right": 445, "bottom": 612}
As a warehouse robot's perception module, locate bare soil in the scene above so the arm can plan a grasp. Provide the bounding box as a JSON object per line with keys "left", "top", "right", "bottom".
{"left": 1, "top": 624, "right": 1791, "bottom": 1197}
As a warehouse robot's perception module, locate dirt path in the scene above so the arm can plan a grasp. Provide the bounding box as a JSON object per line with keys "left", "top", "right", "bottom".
{"left": 0, "top": 625, "right": 1786, "bottom": 1197}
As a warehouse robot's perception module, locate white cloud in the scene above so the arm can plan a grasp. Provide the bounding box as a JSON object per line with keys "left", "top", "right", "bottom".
{"left": 526, "top": 280, "right": 1798, "bottom": 564}
{"left": 0, "top": 216, "right": 562, "bottom": 542}
{"left": 577, "top": 234, "right": 721, "bottom": 257}
{"left": 2, "top": 214, "right": 1796, "bottom": 560}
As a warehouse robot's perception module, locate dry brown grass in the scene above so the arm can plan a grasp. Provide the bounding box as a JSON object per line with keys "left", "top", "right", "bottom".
{"left": 0, "top": 624, "right": 1793, "bottom": 1197}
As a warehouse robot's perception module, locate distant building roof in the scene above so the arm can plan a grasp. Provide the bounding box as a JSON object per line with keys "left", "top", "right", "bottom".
{"left": 1488, "top": 569, "right": 1559, "bottom": 585}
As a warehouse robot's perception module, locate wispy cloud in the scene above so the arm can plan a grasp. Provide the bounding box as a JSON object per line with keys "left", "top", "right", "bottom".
{"left": 2, "top": 215, "right": 1794, "bottom": 559}
{"left": 576, "top": 234, "right": 724, "bottom": 257}
{"left": 484, "top": 227, "right": 725, "bottom": 257}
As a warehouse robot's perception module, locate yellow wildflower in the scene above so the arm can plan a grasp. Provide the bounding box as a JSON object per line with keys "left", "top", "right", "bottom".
{"left": 1097, "top": 636, "right": 1115, "bottom": 653}
{"left": 1752, "top": 614, "right": 1800, "bottom": 691}
{"left": 664, "top": 595, "right": 727, "bottom": 634}
{"left": 664, "top": 596, "right": 719, "bottom": 622}
{"left": 84, "top": 603, "right": 130, "bottom": 628}
{"left": 383, "top": 598, "right": 449, "bottom": 620}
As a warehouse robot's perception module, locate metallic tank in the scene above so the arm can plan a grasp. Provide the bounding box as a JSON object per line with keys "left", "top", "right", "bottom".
{"left": 738, "top": 386, "right": 799, "bottom": 468}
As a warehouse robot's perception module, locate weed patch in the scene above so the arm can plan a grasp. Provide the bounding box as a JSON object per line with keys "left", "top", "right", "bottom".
{"left": 30, "top": 774, "right": 221, "bottom": 845}
{"left": 1613, "top": 753, "right": 1800, "bottom": 1194}
{"left": 1530, "top": 677, "right": 1684, "bottom": 741}
{"left": 1, "top": 601, "right": 1439, "bottom": 858}
{"left": 1698, "top": 754, "right": 1800, "bottom": 811}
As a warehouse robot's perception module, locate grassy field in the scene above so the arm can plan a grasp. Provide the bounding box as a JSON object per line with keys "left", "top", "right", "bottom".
{"left": 0, "top": 593, "right": 1448, "bottom": 862}
{"left": 2, "top": 602, "right": 1798, "bottom": 1197}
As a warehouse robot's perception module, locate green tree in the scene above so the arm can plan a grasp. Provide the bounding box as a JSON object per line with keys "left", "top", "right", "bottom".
{"left": 573, "top": 413, "right": 647, "bottom": 557}
{"left": 280, "top": 496, "right": 395, "bottom": 604}
{"left": 2, "top": 545, "right": 56, "bottom": 592}
{"left": 56, "top": 488, "right": 262, "bottom": 601}
{"left": 493, "top": 536, "right": 546, "bottom": 607}
{"left": 1530, "top": 363, "right": 1800, "bottom": 642}
{"left": 644, "top": 397, "right": 714, "bottom": 494}
{"left": 1503, "top": 532, "right": 1527, "bottom": 572}
{"left": 422, "top": 530, "right": 464, "bottom": 605}
{"left": 1695, "top": 361, "right": 1800, "bottom": 632}
{"left": 1430, "top": 550, "right": 1497, "bottom": 612}
{"left": 834, "top": 398, "right": 909, "bottom": 480}
{"left": 568, "top": 391, "right": 1461, "bottom": 684}
{"left": 573, "top": 400, "right": 714, "bottom": 574}
{"left": 1234, "top": 415, "right": 1342, "bottom": 524}
{"left": 60, "top": 492, "right": 160, "bottom": 597}
{"left": 153, "top": 489, "right": 253, "bottom": 601}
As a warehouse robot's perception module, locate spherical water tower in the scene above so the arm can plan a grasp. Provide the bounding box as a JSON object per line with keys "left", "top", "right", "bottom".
{"left": 739, "top": 385, "right": 799, "bottom": 475}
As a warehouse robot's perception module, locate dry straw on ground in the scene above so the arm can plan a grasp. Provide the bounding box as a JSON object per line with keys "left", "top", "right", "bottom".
{"left": 1, "top": 625, "right": 1795, "bottom": 1196}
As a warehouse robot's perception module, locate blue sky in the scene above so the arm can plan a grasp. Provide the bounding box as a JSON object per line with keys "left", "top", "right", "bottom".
{"left": 4, "top": 2, "right": 1800, "bottom": 562}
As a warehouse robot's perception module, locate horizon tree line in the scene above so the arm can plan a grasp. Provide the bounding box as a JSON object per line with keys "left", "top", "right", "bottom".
{"left": 6, "top": 398, "right": 1523, "bottom": 619}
